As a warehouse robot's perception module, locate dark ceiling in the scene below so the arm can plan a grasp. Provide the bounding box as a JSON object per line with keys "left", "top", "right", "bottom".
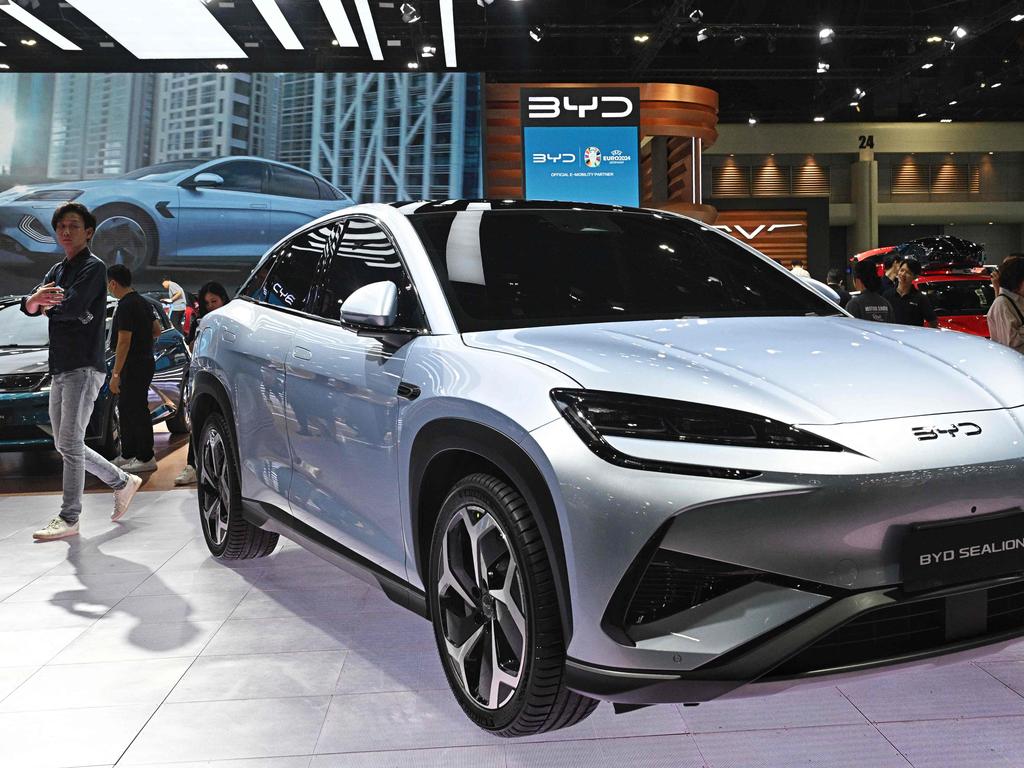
{"left": 0, "top": 0, "right": 1022, "bottom": 123}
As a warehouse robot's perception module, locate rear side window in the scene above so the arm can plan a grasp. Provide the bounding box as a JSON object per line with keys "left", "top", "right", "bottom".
{"left": 246, "top": 224, "right": 336, "bottom": 312}
{"left": 917, "top": 280, "right": 995, "bottom": 316}
{"left": 269, "top": 165, "right": 319, "bottom": 199}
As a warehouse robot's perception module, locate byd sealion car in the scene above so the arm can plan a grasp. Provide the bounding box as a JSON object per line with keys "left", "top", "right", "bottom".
{"left": 189, "top": 200, "right": 1024, "bottom": 736}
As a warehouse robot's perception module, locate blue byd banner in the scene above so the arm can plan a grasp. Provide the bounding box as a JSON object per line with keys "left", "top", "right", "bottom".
{"left": 520, "top": 87, "right": 640, "bottom": 207}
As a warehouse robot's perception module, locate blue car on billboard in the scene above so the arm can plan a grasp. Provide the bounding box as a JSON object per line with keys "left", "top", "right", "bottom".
{"left": 0, "top": 294, "right": 190, "bottom": 458}
{"left": 0, "top": 157, "right": 352, "bottom": 272}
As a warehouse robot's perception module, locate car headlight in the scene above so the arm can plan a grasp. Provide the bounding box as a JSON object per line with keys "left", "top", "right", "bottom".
{"left": 16, "top": 189, "right": 84, "bottom": 202}
{"left": 550, "top": 389, "right": 843, "bottom": 478}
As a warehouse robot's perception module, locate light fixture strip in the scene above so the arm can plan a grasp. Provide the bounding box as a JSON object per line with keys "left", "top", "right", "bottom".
{"left": 441, "top": 0, "right": 456, "bottom": 67}
{"left": 0, "top": 3, "right": 81, "bottom": 51}
{"left": 252, "top": 0, "right": 303, "bottom": 50}
{"left": 318, "top": 0, "right": 358, "bottom": 47}
{"left": 352, "top": 0, "right": 383, "bottom": 61}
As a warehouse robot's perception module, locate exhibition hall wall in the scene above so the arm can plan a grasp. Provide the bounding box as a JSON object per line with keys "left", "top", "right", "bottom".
{"left": 0, "top": 71, "right": 483, "bottom": 296}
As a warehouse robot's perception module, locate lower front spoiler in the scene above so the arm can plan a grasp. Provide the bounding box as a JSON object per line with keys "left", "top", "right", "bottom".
{"left": 566, "top": 574, "right": 1024, "bottom": 705}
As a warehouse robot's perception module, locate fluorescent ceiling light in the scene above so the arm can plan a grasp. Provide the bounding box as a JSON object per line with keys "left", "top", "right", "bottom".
{"left": 0, "top": 3, "right": 80, "bottom": 51}
{"left": 66, "top": 0, "right": 243, "bottom": 58}
{"left": 441, "top": 0, "right": 456, "bottom": 67}
{"left": 252, "top": 0, "right": 303, "bottom": 50}
{"left": 353, "top": 0, "right": 383, "bottom": 61}
{"left": 1013, "top": 13, "right": 1024, "bottom": 22}
{"left": 920, "top": 62, "right": 933, "bottom": 69}
{"left": 318, "top": 0, "right": 358, "bottom": 47}
{"left": 813, "top": 116, "right": 825, "bottom": 122}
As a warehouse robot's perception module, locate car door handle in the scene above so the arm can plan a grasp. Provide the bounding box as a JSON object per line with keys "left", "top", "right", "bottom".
{"left": 249, "top": 203, "right": 269, "bottom": 209}
{"left": 221, "top": 330, "right": 236, "bottom": 343}
{"left": 292, "top": 346, "right": 312, "bottom": 361}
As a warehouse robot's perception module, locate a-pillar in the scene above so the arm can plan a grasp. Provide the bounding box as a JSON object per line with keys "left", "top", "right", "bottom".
{"left": 850, "top": 148, "right": 878, "bottom": 253}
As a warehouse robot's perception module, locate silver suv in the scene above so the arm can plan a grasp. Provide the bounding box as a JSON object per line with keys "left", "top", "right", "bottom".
{"left": 189, "top": 200, "right": 1024, "bottom": 736}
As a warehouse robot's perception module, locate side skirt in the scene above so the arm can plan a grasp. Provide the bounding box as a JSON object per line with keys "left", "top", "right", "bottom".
{"left": 241, "top": 497, "right": 429, "bottom": 620}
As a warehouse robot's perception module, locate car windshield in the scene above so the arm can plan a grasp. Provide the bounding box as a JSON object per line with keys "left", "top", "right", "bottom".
{"left": 120, "top": 159, "right": 200, "bottom": 182}
{"left": 0, "top": 302, "right": 49, "bottom": 347}
{"left": 409, "top": 209, "right": 838, "bottom": 332}
{"left": 916, "top": 279, "right": 995, "bottom": 316}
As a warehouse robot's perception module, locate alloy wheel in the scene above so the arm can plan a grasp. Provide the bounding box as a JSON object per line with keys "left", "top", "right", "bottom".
{"left": 437, "top": 504, "right": 527, "bottom": 710}
{"left": 92, "top": 215, "right": 148, "bottom": 272}
{"left": 198, "top": 427, "right": 231, "bottom": 548}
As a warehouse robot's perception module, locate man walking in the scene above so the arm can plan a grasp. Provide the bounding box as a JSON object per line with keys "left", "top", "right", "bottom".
{"left": 162, "top": 277, "right": 187, "bottom": 331}
{"left": 107, "top": 264, "right": 161, "bottom": 473}
{"left": 22, "top": 202, "right": 142, "bottom": 541}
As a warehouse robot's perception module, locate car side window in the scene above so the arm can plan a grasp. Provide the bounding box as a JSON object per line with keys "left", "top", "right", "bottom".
{"left": 205, "top": 160, "right": 265, "bottom": 193}
{"left": 250, "top": 223, "right": 336, "bottom": 313}
{"left": 269, "top": 165, "right": 319, "bottom": 200}
{"left": 315, "top": 217, "right": 425, "bottom": 329}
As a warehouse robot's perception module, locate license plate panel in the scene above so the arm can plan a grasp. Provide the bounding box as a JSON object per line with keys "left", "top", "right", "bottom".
{"left": 902, "top": 508, "right": 1024, "bottom": 593}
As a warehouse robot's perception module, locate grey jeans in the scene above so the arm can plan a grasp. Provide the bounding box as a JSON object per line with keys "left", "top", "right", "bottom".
{"left": 49, "top": 367, "right": 129, "bottom": 524}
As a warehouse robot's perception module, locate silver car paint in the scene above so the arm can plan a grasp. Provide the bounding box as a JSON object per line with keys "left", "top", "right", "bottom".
{"left": 197, "top": 202, "right": 1024, "bottom": 685}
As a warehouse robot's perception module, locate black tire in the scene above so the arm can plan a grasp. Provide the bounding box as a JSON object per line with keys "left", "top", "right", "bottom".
{"left": 91, "top": 204, "right": 159, "bottom": 273}
{"left": 196, "top": 411, "right": 278, "bottom": 559}
{"left": 165, "top": 375, "right": 190, "bottom": 435}
{"left": 97, "top": 400, "right": 121, "bottom": 460}
{"left": 428, "top": 472, "right": 597, "bottom": 736}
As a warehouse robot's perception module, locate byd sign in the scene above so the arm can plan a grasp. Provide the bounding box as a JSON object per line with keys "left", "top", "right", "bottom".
{"left": 520, "top": 87, "right": 641, "bottom": 127}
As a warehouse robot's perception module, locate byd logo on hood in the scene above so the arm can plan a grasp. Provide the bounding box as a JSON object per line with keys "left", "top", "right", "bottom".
{"left": 527, "top": 95, "right": 634, "bottom": 121}
{"left": 712, "top": 223, "right": 803, "bottom": 241}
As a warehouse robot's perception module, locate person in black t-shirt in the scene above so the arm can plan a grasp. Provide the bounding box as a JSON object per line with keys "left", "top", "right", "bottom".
{"left": 846, "top": 258, "right": 894, "bottom": 323}
{"left": 107, "top": 264, "right": 162, "bottom": 473}
{"left": 883, "top": 257, "right": 938, "bottom": 328}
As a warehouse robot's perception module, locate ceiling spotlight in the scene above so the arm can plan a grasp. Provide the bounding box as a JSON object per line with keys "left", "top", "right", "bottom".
{"left": 849, "top": 101, "right": 859, "bottom": 107}
{"left": 917, "top": 112, "right": 927, "bottom": 117}
{"left": 921, "top": 62, "right": 933, "bottom": 69}
{"left": 813, "top": 116, "right": 825, "bottom": 122}
{"left": 940, "top": 118, "right": 952, "bottom": 122}
{"left": 407, "top": 61, "right": 419, "bottom": 68}
{"left": 421, "top": 44, "right": 435, "bottom": 57}
{"left": 529, "top": 25, "right": 544, "bottom": 42}
{"left": 696, "top": 27, "right": 709, "bottom": 42}
{"left": 748, "top": 116, "right": 757, "bottom": 125}
{"left": 733, "top": 34, "right": 746, "bottom": 47}
{"left": 818, "top": 27, "right": 834, "bottom": 44}
{"left": 215, "top": 63, "right": 229, "bottom": 70}
{"left": 991, "top": 81, "right": 1002, "bottom": 88}
{"left": 980, "top": 82, "right": 987, "bottom": 88}
{"left": 476, "top": 0, "right": 494, "bottom": 6}
{"left": 331, "top": 38, "right": 339, "bottom": 45}
{"left": 689, "top": 9, "right": 704, "bottom": 23}
{"left": 1013, "top": 13, "right": 1024, "bottom": 22}
{"left": 948, "top": 99, "right": 957, "bottom": 105}
{"left": 926, "top": 35, "right": 943, "bottom": 43}
{"left": 400, "top": 2, "right": 420, "bottom": 24}
{"left": 0, "top": 64, "right": 9, "bottom": 70}
{"left": 634, "top": 34, "right": 650, "bottom": 43}
{"left": 951, "top": 25, "right": 967, "bottom": 39}
{"left": 20, "top": 38, "right": 36, "bottom": 46}
{"left": 854, "top": 87, "right": 866, "bottom": 99}
{"left": 816, "top": 60, "right": 829, "bottom": 73}
{"left": 943, "top": 39, "right": 956, "bottom": 51}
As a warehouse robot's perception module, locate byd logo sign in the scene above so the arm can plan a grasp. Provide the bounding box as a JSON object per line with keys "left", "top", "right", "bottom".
{"left": 527, "top": 95, "right": 634, "bottom": 121}
{"left": 712, "top": 223, "right": 803, "bottom": 241}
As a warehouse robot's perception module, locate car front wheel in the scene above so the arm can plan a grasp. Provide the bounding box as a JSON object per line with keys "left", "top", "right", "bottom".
{"left": 428, "top": 472, "right": 597, "bottom": 736}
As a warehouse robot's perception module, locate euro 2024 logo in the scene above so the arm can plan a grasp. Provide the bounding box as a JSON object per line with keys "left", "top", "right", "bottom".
{"left": 583, "top": 146, "right": 602, "bottom": 168}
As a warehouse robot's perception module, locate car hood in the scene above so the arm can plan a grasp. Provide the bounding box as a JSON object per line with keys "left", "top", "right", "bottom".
{"left": 0, "top": 178, "right": 165, "bottom": 204}
{"left": 462, "top": 316, "right": 1024, "bottom": 425}
{"left": 0, "top": 346, "right": 48, "bottom": 375}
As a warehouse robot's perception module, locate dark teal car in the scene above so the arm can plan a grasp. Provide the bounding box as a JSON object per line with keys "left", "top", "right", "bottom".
{"left": 0, "top": 295, "right": 190, "bottom": 457}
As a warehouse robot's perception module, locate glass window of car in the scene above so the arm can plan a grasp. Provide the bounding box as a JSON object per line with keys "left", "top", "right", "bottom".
{"left": 268, "top": 165, "right": 320, "bottom": 200}
{"left": 248, "top": 225, "right": 331, "bottom": 312}
{"left": 0, "top": 302, "right": 48, "bottom": 347}
{"left": 409, "top": 209, "right": 838, "bottom": 332}
{"left": 315, "top": 217, "right": 425, "bottom": 329}
{"left": 916, "top": 279, "right": 995, "bottom": 316}
{"left": 201, "top": 160, "right": 265, "bottom": 193}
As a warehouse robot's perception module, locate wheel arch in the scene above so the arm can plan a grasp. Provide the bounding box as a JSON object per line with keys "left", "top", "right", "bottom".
{"left": 189, "top": 369, "right": 237, "bottom": 464}
{"left": 409, "top": 418, "right": 574, "bottom": 640}
{"left": 92, "top": 201, "right": 161, "bottom": 264}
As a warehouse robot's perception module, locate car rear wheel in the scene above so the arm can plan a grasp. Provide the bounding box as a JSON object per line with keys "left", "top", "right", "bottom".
{"left": 197, "top": 412, "right": 278, "bottom": 559}
{"left": 92, "top": 205, "right": 158, "bottom": 273}
{"left": 428, "top": 472, "right": 597, "bottom": 736}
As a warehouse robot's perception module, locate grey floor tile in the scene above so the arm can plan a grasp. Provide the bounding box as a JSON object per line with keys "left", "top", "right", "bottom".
{"left": 0, "top": 627, "right": 87, "bottom": 667}
{"left": 120, "top": 696, "right": 330, "bottom": 764}
{"left": 2, "top": 569, "right": 150, "bottom": 604}
{"left": 0, "top": 665, "right": 38, "bottom": 703}
{"left": 507, "top": 735, "right": 705, "bottom": 768}
{"left": 49, "top": 619, "right": 222, "bottom": 664}
{"left": 202, "top": 616, "right": 353, "bottom": 656}
{"left": 315, "top": 690, "right": 502, "bottom": 753}
{"left": 878, "top": 716, "right": 1024, "bottom": 768}
{"left": 255, "top": 563, "right": 365, "bottom": 592}
{"left": 0, "top": 657, "right": 193, "bottom": 712}
{"left": 167, "top": 650, "right": 348, "bottom": 702}
{"left": 977, "top": 660, "right": 1024, "bottom": 696}
{"left": 133, "top": 759, "right": 312, "bottom": 768}
{"left": 311, "top": 745, "right": 505, "bottom": 768}
{"left": 578, "top": 702, "right": 687, "bottom": 739}
{"left": 97, "top": 590, "right": 247, "bottom": 624}
{"left": 0, "top": 703, "right": 157, "bottom": 768}
{"left": 695, "top": 724, "right": 909, "bottom": 768}
{"left": 333, "top": 648, "right": 449, "bottom": 695}
{"left": 682, "top": 686, "right": 869, "bottom": 733}
{"left": 131, "top": 566, "right": 261, "bottom": 596}
{"left": 838, "top": 662, "right": 1024, "bottom": 722}
{"left": 230, "top": 586, "right": 371, "bottom": 620}
{"left": 0, "top": 599, "right": 107, "bottom": 630}
{"left": 0, "top": 575, "right": 37, "bottom": 600}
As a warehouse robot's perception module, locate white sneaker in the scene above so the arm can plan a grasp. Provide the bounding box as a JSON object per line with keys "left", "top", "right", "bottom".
{"left": 112, "top": 456, "right": 130, "bottom": 468}
{"left": 112, "top": 474, "right": 143, "bottom": 522}
{"left": 33, "top": 517, "right": 79, "bottom": 541}
{"left": 121, "top": 458, "right": 158, "bottom": 473}
{"left": 174, "top": 464, "right": 197, "bottom": 486}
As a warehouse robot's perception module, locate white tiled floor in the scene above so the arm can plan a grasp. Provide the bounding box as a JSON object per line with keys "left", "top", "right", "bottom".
{"left": 3, "top": 489, "right": 1024, "bottom": 767}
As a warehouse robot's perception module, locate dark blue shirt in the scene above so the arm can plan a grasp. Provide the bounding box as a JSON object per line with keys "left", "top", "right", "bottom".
{"left": 20, "top": 248, "right": 108, "bottom": 375}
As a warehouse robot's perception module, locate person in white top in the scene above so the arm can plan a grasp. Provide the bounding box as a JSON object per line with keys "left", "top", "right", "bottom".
{"left": 986, "top": 254, "right": 1024, "bottom": 353}
{"left": 790, "top": 260, "right": 810, "bottom": 278}
{"left": 162, "top": 278, "right": 187, "bottom": 331}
